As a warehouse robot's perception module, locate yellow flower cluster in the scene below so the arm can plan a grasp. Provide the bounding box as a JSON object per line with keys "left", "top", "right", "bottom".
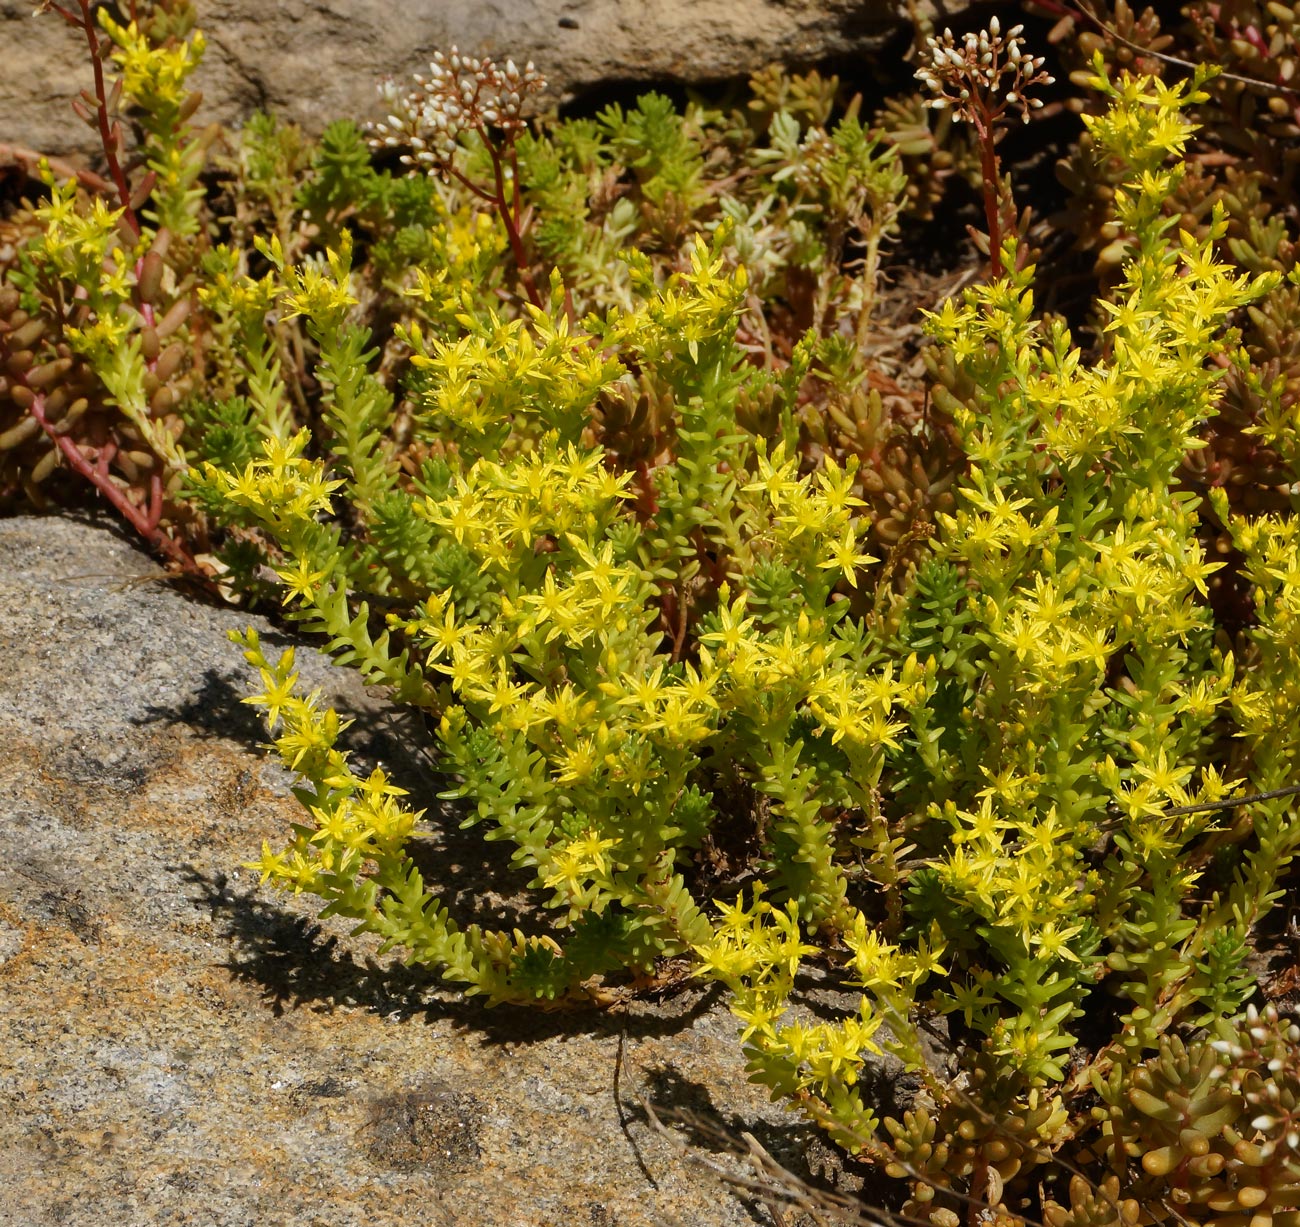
{"left": 270, "top": 232, "right": 360, "bottom": 328}
{"left": 693, "top": 889, "right": 944, "bottom": 1149}
{"left": 605, "top": 230, "right": 750, "bottom": 364}
{"left": 201, "top": 430, "right": 343, "bottom": 529}
{"left": 408, "top": 304, "right": 622, "bottom": 443}
{"left": 237, "top": 630, "right": 417, "bottom": 888}
{"left": 402, "top": 206, "right": 507, "bottom": 327}
{"left": 99, "top": 12, "right": 207, "bottom": 237}
{"left": 32, "top": 176, "right": 191, "bottom": 472}
{"left": 99, "top": 14, "right": 206, "bottom": 118}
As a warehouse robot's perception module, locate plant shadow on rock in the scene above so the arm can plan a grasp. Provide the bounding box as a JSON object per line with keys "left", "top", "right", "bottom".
{"left": 146, "top": 658, "right": 735, "bottom": 1032}
{"left": 141, "top": 664, "right": 611, "bottom": 944}
{"left": 181, "top": 865, "right": 724, "bottom": 1045}
{"left": 135, "top": 664, "right": 273, "bottom": 748}
{"left": 134, "top": 653, "right": 455, "bottom": 820}
{"left": 133, "top": 652, "right": 549, "bottom": 912}
{"left": 131, "top": 640, "right": 435, "bottom": 762}
{"left": 633, "top": 1063, "right": 887, "bottom": 1225}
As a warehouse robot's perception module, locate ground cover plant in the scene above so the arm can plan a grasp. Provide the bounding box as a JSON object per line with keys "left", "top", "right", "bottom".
{"left": 6, "top": 1, "right": 1300, "bottom": 1223}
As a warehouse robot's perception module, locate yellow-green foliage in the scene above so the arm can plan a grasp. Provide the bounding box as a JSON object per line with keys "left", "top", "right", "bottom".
{"left": 6, "top": 3, "right": 206, "bottom": 511}
{"left": 199, "top": 61, "right": 1300, "bottom": 1189}
{"left": 9, "top": 11, "right": 1300, "bottom": 1222}
{"left": 99, "top": 9, "right": 206, "bottom": 236}
{"left": 199, "top": 221, "right": 925, "bottom": 1006}
{"left": 198, "top": 57, "right": 1300, "bottom": 1199}
{"left": 901, "top": 64, "right": 1279, "bottom": 1077}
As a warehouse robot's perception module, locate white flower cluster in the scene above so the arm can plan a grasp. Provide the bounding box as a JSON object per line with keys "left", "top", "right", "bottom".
{"left": 1208, "top": 1004, "right": 1300, "bottom": 1161}
{"left": 790, "top": 127, "right": 835, "bottom": 193}
{"left": 915, "top": 17, "right": 1053, "bottom": 125}
{"left": 1208, "top": 1003, "right": 1300, "bottom": 1065}
{"left": 369, "top": 47, "right": 545, "bottom": 174}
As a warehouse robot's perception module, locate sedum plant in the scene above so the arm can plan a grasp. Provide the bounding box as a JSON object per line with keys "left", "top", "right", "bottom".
{"left": 200, "top": 222, "right": 924, "bottom": 1006}
{"left": 1, "top": 0, "right": 205, "bottom": 564}
{"left": 914, "top": 17, "right": 1053, "bottom": 276}
{"left": 7, "top": 6, "right": 1300, "bottom": 1223}
{"left": 695, "top": 59, "right": 1296, "bottom": 1172}
{"left": 202, "top": 53, "right": 1300, "bottom": 1222}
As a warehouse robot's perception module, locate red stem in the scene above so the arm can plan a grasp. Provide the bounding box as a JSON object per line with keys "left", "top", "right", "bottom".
{"left": 147, "top": 470, "right": 164, "bottom": 528}
{"left": 73, "top": 0, "right": 140, "bottom": 240}
{"left": 0, "top": 142, "right": 114, "bottom": 194}
{"left": 95, "top": 437, "right": 116, "bottom": 479}
{"left": 478, "top": 127, "right": 542, "bottom": 308}
{"left": 973, "top": 105, "right": 1005, "bottom": 279}
{"left": 672, "top": 581, "right": 689, "bottom": 663}
{"left": 29, "top": 391, "right": 200, "bottom": 573}
{"left": 447, "top": 154, "right": 541, "bottom": 310}
{"left": 509, "top": 142, "right": 524, "bottom": 236}
{"left": 446, "top": 164, "right": 496, "bottom": 204}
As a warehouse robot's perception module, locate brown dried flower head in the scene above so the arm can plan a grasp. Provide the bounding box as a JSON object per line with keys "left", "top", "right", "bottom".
{"left": 370, "top": 47, "right": 545, "bottom": 175}
{"left": 915, "top": 18, "right": 1054, "bottom": 126}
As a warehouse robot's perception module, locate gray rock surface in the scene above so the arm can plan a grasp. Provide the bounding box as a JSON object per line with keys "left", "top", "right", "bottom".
{"left": 3, "top": 0, "right": 904, "bottom": 163}
{"left": 0, "top": 512, "right": 880, "bottom": 1227}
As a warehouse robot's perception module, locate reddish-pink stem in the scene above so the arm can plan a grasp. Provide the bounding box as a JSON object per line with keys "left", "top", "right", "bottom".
{"left": 29, "top": 391, "right": 199, "bottom": 573}
{"left": 1241, "top": 23, "right": 1270, "bottom": 57}
{"left": 972, "top": 106, "right": 1006, "bottom": 278}
{"left": 53, "top": 0, "right": 141, "bottom": 239}
{"left": 509, "top": 143, "right": 524, "bottom": 236}
{"left": 476, "top": 127, "right": 542, "bottom": 308}
{"left": 0, "top": 142, "right": 113, "bottom": 194}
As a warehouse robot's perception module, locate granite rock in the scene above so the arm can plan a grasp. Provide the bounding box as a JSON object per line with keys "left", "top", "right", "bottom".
{"left": 0, "top": 512, "right": 890, "bottom": 1227}
{"left": 2, "top": 0, "right": 904, "bottom": 163}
